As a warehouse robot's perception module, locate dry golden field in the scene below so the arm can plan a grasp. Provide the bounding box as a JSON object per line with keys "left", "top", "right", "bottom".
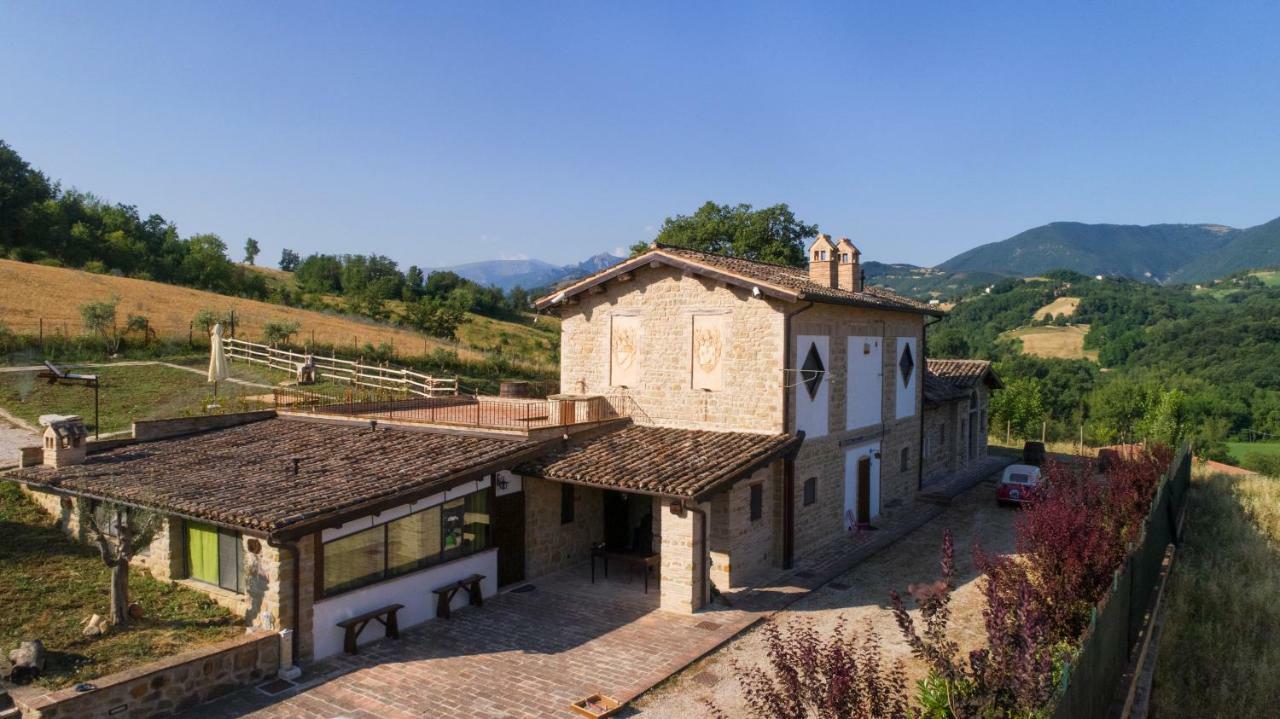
{"left": 1031, "top": 295, "right": 1079, "bottom": 320}
{"left": 1002, "top": 324, "right": 1098, "bottom": 361}
{"left": 0, "top": 259, "right": 503, "bottom": 362}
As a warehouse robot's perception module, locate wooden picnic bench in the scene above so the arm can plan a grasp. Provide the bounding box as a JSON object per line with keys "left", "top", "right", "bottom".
{"left": 432, "top": 573, "right": 485, "bottom": 619}
{"left": 336, "top": 603, "right": 404, "bottom": 655}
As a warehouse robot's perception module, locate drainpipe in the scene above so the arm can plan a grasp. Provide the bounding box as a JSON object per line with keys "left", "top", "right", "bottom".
{"left": 918, "top": 314, "right": 942, "bottom": 491}
{"left": 781, "top": 301, "right": 816, "bottom": 570}
{"left": 267, "top": 536, "right": 302, "bottom": 677}
{"left": 680, "top": 500, "right": 711, "bottom": 609}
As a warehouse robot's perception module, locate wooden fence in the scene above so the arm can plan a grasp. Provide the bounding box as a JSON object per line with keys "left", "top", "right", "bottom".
{"left": 222, "top": 337, "right": 458, "bottom": 397}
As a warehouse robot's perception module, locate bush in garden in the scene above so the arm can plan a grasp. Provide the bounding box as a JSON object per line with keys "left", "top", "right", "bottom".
{"left": 891, "top": 531, "right": 1055, "bottom": 718}
{"left": 709, "top": 616, "right": 910, "bottom": 719}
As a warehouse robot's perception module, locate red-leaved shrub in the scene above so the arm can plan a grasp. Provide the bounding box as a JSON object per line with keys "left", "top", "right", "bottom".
{"left": 710, "top": 616, "right": 910, "bottom": 719}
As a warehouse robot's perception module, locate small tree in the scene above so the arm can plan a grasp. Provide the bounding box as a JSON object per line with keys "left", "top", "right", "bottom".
{"left": 125, "top": 313, "right": 153, "bottom": 343}
{"left": 80, "top": 297, "right": 122, "bottom": 354}
{"left": 279, "top": 248, "right": 301, "bottom": 271}
{"left": 244, "top": 237, "right": 260, "bottom": 265}
{"left": 83, "top": 504, "right": 161, "bottom": 627}
{"left": 262, "top": 320, "right": 301, "bottom": 345}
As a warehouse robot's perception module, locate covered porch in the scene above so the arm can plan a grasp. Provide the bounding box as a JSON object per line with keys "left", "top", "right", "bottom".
{"left": 513, "top": 423, "right": 803, "bottom": 614}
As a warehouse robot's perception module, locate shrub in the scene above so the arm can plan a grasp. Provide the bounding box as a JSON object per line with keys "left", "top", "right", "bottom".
{"left": 710, "top": 616, "right": 909, "bottom": 719}
{"left": 262, "top": 320, "right": 301, "bottom": 345}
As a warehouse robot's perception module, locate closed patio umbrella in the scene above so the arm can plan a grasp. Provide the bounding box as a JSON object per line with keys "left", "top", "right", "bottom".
{"left": 208, "top": 323, "right": 230, "bottom": 397}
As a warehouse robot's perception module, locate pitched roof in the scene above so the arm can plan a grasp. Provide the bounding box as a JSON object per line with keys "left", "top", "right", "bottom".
{"left": 923, "top": 371, "right": 970, "bottom": 405}
{"left": 534, "top": 244, "right": 941, "bottom": 316}
{"left": 4, "top": 417, "right": 542, "bottom": 538}
{"left": 927, "top": 359, "right": 1003, "bottom": 390}
{"left": 517, "top": 423, "right": 801, "bottom": 499}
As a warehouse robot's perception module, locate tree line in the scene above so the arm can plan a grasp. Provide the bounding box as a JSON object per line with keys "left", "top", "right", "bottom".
{"left": 933, "top": 268, "right": 1280, "bottom": 459}
{"left": 0, "top": 140, "right": 537, "bottom": 339}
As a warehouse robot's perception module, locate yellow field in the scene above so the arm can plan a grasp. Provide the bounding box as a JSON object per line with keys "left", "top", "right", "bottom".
{"left": 0, "top": 260, "right": 555, "bottom": 371}
{"left": 1002, "top": 324, "right": 1097, "bottom": 361}
{"left": 1031, "top": 296, "right": 1079, "bottom": 320}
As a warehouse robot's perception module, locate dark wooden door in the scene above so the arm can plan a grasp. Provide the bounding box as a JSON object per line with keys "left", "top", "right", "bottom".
{"left": 856, "top": 456, "right": 872, "bottom": 527}
{"left": 493, "top": 489, "right": 525, "bottom": 586}
{"left": 602, "top": 490, "right": 630, "bottom": 550}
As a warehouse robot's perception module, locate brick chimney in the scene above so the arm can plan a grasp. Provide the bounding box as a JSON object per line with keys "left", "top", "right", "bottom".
{"left": 42, "top": 415, "right": 88, "bottom": 467}
{"left": 835, "top": 237, "right": 862, "bottom": 292}
{"left": 807, "top": 234, "right": 838, "bottom": 288}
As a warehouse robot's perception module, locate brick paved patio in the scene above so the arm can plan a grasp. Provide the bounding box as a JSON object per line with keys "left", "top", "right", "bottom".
{"left": 189, "top": 484, "right": 981, "bottom": 718}
{"left": 189, "top": 565, "right": 762, "bottom": 719}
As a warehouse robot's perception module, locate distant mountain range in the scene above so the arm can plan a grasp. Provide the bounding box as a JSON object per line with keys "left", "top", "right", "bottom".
{"left": 938, "top": 217, "right": 1280, "bottom": 284}
{"left": 430, "top": 215, "right": 1280, "bottom": 299}
{"left": 430, "top": 252, "right": 623, "bottom": 291}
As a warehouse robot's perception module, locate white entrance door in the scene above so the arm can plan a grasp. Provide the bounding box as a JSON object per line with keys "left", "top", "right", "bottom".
{"left": 843, "top": 441, "right": 881, "bottom": 531}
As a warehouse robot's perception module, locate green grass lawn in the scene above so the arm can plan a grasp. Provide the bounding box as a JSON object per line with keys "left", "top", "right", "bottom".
{"left": 1151, "top": 473, "right": 1280, "bottom": 716}
{"left": 0, "top": 482, "right": 242, "bottom": 689}
{"left": 0, "top": 363, "right": 271, "bottom": 435}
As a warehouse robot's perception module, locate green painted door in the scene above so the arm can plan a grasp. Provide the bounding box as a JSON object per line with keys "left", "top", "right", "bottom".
{"left": 186, "top": 522, "right": 219, "bottom": 585}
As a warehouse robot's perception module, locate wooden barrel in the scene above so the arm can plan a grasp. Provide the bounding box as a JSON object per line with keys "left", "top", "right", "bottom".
{"left": 500, "top": 380, "right": 531, "bottom": 398}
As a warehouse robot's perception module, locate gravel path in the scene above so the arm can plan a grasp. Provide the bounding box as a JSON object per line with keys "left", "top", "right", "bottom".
{"left": 628, "top": 477, "right": 1019, "bottom": 717}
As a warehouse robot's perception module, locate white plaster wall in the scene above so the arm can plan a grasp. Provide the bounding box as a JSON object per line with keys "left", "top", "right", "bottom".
{"left": 795, "top": 335, "right": 829, "bottom": 439}
{"left": 846, "top": 335, "right": 883, "bottom": 430}
{"left": 895, "top": 337, "right": 918, "bottom": 420}
{"left": 310, "top": 549, "right": 498, "bottom": 660}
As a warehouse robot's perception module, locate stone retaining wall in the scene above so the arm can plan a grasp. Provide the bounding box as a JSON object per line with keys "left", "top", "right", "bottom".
{"left": 11, "top": 631, "right": 279, "bottom": 719}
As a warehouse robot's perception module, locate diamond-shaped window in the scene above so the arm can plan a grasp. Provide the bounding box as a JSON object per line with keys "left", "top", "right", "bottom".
{"left": 801, "top": 342, "right": 825, "bottom": 399}
{"left": 899, "top": 342, "right": 915, "bottom": 388}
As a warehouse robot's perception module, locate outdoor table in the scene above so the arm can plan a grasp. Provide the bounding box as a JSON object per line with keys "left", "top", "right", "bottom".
{"left": 590, "top": 546, "right": 659, "bottom": 593}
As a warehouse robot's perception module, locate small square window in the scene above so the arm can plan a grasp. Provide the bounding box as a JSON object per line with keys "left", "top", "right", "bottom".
{"left": 803, "top": 477, "right": 817, "bottom": 506}
{"left": 560, "top": 483, "right": 575, "bottom": 524}
{"left": 900, "top": 446, "right": 910, "bottom": 472}
{"left": 749, "top": 484, "right": 763, "bottom": 521}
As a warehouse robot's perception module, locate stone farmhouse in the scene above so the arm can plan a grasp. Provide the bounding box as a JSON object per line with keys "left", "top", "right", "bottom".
{"left": 5, "top": 236, "right": 999, "bottom": 667}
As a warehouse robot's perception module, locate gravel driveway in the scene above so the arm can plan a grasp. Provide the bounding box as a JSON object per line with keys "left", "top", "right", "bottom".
{"left": 629, "top": 477, "right": 1019, "bottom": 717}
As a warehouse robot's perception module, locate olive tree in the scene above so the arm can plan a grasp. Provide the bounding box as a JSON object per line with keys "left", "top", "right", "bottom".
{"left": 84, "top": 503, "right": 161, "bottom": 627}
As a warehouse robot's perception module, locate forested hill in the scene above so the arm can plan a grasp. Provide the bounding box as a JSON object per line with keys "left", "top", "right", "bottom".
{"left": 932, "top": 269, "right": 1280, "bottom": 459}
{"left": 936, "top": 221, "right": 1241, "bottom": 281}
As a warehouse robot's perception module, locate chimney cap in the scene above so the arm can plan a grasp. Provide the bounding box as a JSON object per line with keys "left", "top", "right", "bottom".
{"left": 809, "top": 234, "right": 836, "bottom": 250}
{"left": 835, "top": 237, "right": 860, "bottom": 255}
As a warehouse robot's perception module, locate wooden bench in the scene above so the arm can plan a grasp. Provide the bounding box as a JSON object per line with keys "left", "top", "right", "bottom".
{"left": 336, "top": 603, "right": 404, "bottom": 655}
{"left": 432, "top": 573, "right": 485, "bottom": 619}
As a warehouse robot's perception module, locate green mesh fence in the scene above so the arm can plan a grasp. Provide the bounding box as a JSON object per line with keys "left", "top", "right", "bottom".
{"left": 1050, "top": 447, "right": 1191, "bottom": 719}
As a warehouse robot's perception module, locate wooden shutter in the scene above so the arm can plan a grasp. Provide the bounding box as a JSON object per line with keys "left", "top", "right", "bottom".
{"left": 186, "top": 522, "right": 219, "bottom": 585}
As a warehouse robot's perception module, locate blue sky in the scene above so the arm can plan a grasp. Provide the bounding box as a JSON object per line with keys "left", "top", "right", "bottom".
{"left": 2, "top": 2, "right": 1277, "bottom": 269}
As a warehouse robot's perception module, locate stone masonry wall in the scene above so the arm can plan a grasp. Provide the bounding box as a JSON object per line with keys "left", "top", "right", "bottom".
{"left": 558, "top": 266, "right": 787, "bottom": 433}
{"left": 789, "top": 304, "right": 925, "bottom": 558}
{"left": 18, "top": 488, "right": 282, "bottom": 639}
{"left": 708, "top": 465, "right": 775, "bottom": 589}
{"left": 922, "top": 401, "right": 957, "bottom": 482}
{"left": 657, "top": 498, "right": 705, "bottom": 613}
{"left": 12, "top": 631, "right": 279, "bottom": 719}
{"left": 522, "top": 476, "right": 605, "bottom": 580}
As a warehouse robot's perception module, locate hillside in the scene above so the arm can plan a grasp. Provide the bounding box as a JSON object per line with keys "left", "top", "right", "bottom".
{"left": 938, "top": 221, "right": 1238, "bottom": 281}
{"left": 1171, "top": 217, "right": 1280, "bottom": 283}
{"left": 0, "top": 260, "right": 557, "bottom": 373}
{"left": 862, "top": 261, "right": 1005, "bottom": 300}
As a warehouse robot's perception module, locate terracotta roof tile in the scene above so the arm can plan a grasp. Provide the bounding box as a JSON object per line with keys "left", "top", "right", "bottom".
{"left": 517, "top": 424, "right": 800, "bottom": 498}
{"left": 5, "top": 417, "right": 539, "bottom": 536}
{"left": 655, "top": 245, "right": 939, "bottom": 314}
{"left": 926, "top": 359, "right": 1002, "bottom": 389}
{"left": 536, "top": 245, "right": 941, "bottom": 316}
